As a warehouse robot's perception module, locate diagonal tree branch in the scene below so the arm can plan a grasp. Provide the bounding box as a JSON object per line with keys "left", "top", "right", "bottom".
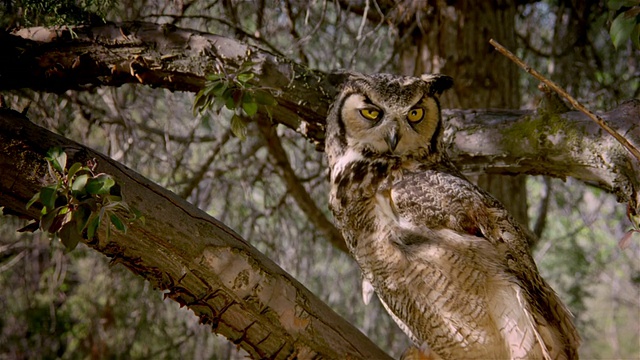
{"left": 0, "top": 108, "right": 392, "bottom": 360}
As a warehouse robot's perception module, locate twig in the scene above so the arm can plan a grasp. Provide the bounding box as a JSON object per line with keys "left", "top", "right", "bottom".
{"left": 489, "top": 39, "right": 640, "bottom": 163}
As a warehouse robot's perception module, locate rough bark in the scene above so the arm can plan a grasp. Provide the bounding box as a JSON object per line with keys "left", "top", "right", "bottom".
{"left": 0, "top": 22, "right": 342, "bottom": 148}
{"left": 442, "top": 104, "right": 640, "bottom": 207}
{"left": 0, "top": 108, "right": 393, "bottom": 360}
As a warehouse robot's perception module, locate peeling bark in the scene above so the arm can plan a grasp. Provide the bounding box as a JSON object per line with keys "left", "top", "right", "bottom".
{"left": 0, "top": 109, "right": 393, "bottom": 360}
{"left": 1, "top": 22, "right": 343, "bottom": 145}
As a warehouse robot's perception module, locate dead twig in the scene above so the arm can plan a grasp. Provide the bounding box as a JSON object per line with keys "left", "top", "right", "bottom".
{"left": 489, "top": 38, "right": 640, "bottom": 163}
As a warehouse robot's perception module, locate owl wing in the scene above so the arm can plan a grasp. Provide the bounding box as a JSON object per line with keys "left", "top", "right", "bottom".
{"left": 387, "top": 168, "right": 580, "bottom": 359}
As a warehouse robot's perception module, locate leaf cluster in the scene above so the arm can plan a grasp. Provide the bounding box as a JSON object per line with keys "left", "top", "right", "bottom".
{"left": 25, "top": 147, "right": 143, "bottom": 250}
{"left": 193, "top": 61, "right": 277, "bottom": 140}
{"left": 608, "top": 0, "right": 640, "bottom": 49}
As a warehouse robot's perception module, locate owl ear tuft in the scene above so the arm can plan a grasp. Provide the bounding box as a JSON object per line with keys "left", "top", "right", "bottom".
{"left": 420, "top": 74, "right": 454, "bottom": 96}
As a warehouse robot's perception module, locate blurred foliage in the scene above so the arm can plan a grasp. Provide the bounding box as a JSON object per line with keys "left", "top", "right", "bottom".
{"left": 608, "top": 0, "right": 640, "bottom": 49}
{"left": 1, "top": 0, "right": 639, "bottom": 359}
{"left": 0, "top": 0, "right": 115, "bottom": 29}
{"left": 529, "top": 177, "right": 640, "bottom": 358}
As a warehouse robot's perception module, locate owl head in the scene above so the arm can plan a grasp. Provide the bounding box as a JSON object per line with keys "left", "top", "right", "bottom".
{"left": 325, "top": 73, "right": 453, "bottom": 166}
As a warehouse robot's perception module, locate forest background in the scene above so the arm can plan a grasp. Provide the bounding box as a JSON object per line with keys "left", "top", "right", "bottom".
{"left": 0, "top": 0, "right": 639, "bottom": 359}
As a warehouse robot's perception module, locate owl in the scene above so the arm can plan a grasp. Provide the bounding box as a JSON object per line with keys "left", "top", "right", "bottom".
{"left": 325, "top": 73, "right": 580, "bottom": 359}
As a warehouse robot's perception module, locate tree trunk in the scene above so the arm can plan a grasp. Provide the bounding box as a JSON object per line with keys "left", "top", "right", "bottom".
{"left": 396, "top": 0, "right": 530, "bottom": 227}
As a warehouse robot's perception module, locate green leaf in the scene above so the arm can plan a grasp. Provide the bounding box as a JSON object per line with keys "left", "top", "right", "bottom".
{"left": 193, "top": 96, "right": 205, "bottom": 114}
{"left": 40, "top": 210, "right": 57, "bottom": 232}
{"left": 205, "top": 73, "right": 225, "bottom": 81}
{"left": 59, "top": 221, "right": 81, "bottom": 251}
{"left": 110, "top": 213, "right": 126, "bottom": 232}
{"left": 46, "top": 147, "right": 67, "bottom": 173}
{"left": 105, "top": 194, "right": 123, "bottom": 203}
{"left": 610, "top": 11, "right": 637, "bottom": 48}
{"left": 242, "top": 93, "right": 258, "bottom": 116}
{"left": 608, "top": 0, "right": 639, "bottom": 10}
{"left": 210, "top": 97, "right": 224, "bottom": 113}
{"left": 73, "top": 204, "right": 91, "bottom": 232}
{"left": 193, "top": 89, "right": 210, "bottom": 114}
{"left": 40, "top": 184, "right": 58, "bottom": 210}
{"left": 26, "top": 192, "right": 40, "bottom": 210}
{"left": 211, "top": 81, "right": 229, "bottom": 97}
{"left": 242, "top": 101, "right": 258, "bottom": 116}
{"left": 49, "top": 209, "right": 72, "bottom": 233}
{"left": 86, "top": 214, "right": 100, "bottom": 240}
{"left": 225, "top": 90, "right": 241, "bottom": 110}
{"left": 66, "top": 162, "right": 83, "bottom": 181}
{"left": 230, "top": 114, "right": 248, "bottom": 140}
{"left": 72, "top": 173, "right": 89, "bottom": 193}
{"left": 237, "top": 72, "right": 255, "bottom": 83}
{"left": 254, "top": 90, "right": 277, "bottom": 106}
{"left": 86, "top": 174, "right": 116, "bottom": 195}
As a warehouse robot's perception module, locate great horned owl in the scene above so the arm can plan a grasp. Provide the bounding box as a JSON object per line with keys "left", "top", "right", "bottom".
{"left": 325, "top": 73, "right": 580, "bottom": 359}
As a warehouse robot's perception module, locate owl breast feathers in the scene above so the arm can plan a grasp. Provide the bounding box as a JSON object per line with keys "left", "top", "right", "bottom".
{"left": 325, "top": 73, "right": 580, "bottom": 359}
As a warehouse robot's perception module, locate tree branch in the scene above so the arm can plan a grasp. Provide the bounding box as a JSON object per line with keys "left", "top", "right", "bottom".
{"left": 443, "top": 104, "right": 640, "bottom": 208}
{"left": 1, "top": 22, "right": 345, "bottom": 145}
{"left": 0, "top": 108, "right": 392, "bottom": 360}
{"left": 2, "top": 22, "right": 639, "bottom": 206}
{"left": 490, "top": 38, "right": 640, "bottom": 162}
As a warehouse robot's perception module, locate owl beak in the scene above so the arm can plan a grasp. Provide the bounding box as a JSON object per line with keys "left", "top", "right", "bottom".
{"left": 385, "top": 128, "right": 399, "bottom": 152}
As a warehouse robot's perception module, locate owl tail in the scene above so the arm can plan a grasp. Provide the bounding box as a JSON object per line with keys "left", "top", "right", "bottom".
{"left": 518, "top": 287, "right": 581, "bottom": 360}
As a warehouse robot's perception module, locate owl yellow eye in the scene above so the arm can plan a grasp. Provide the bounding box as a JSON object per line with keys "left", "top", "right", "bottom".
{"left": 407, "top": 108, "right": 425, "bottom": 123}
{"left": 360, "top": 108, "right": 381, "bottom": 121}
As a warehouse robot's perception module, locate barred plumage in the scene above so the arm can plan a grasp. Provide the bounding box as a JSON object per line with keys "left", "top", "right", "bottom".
{"left": 325, "top": 73, "right": 580, "bottom": 359}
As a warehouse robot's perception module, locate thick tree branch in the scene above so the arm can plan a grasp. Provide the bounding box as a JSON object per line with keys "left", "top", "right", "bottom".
{"left": 443, "top": 104, "right": 640, "bottom": 208}
{"left": 1, "top": 22, "right": 344, "bottom": 144}
{"left": 490, "top": 38, "right": 640, "bottom": 162}
{"left": 0, "top": 108, "right": 392, "bottom": 360}
{"left": 2, "top": 22, "right": 638, "bottom": 207}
